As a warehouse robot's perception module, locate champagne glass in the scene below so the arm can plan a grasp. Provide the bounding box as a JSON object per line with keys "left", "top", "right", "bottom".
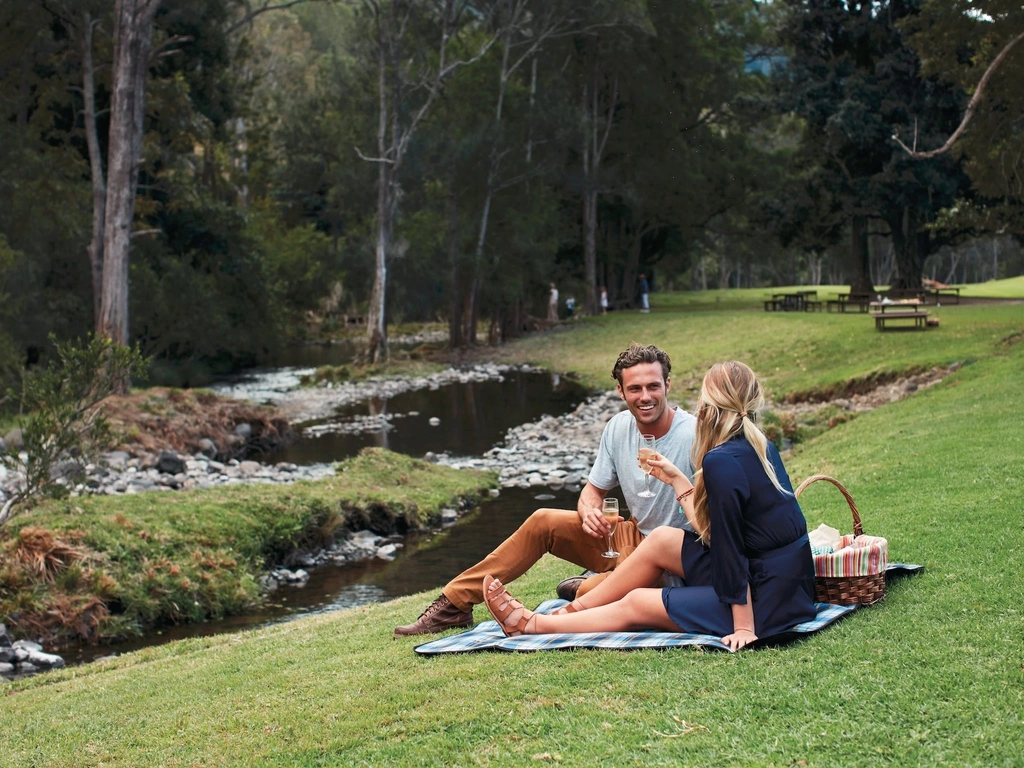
{"left": 637, "top": 433, "right": 657, "bottom": 498}
{"left": 601, "top": 497, "right": 620, "bottom": 558}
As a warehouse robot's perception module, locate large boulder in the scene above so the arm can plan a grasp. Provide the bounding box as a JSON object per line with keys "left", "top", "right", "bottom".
{"left": 156, "top": 451, "right": 187, "bottom": 475}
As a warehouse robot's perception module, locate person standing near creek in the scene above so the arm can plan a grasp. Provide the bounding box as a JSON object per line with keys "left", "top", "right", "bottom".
{"left": 394, "top": 343, "right": 697, "bottom": 637}
{"left": 547, "top": 283, "right": 559, "bottom": 322}
{"left": 638, "top": 273, "right": 650, "bottom": 313}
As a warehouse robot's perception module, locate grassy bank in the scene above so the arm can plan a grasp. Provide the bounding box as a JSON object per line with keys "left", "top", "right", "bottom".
{"left": 2, "top": 294, "right": 1023, "bottom": 765}
{"left": 492, "top": 288, "right": 1023, "bottom": 394}
{"left": 0, "top": 449, "right": 496, "bottom": 645}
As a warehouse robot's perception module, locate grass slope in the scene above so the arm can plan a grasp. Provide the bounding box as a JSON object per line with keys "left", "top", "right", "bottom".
{"left": 3, "top": 300, "right": 1023, "bottom": 766}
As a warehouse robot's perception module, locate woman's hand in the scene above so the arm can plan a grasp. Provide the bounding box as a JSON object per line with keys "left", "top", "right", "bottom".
{"left": 721, "top": 629, "right": 758, "bottom": 651}
{"left": 645, "top": 453, "right": 684, "bottom": 486}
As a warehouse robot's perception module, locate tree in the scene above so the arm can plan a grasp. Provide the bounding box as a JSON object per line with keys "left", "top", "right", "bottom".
{"left": 776, "top": 0, "right": 970, "bottom": 290}
{"left": 900, "top": 1, "right": 1024, "bottom": 234}
{"left": 0, "top": 335, "right": 149, "bottom": 529}
{"left": 356, "top": 0, "right": 497, "bottom": 364}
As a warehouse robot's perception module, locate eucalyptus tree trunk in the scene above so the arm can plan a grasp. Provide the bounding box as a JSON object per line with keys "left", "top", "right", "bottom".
{"left": 98, "top": 0, "right": 161, "bottom": 358}
{"left": 80, "top": 11, "right": 106, "bottom": 327}
{"left": 367, "top": 34, "right": 391, "bottom": 364}
{"left": 580, "top": 62, "right": 617, "bottom": 315}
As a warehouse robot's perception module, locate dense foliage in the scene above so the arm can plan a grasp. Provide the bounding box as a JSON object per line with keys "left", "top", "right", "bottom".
{"left": 0, "top": 0, "right": 1021, "bottom": 382}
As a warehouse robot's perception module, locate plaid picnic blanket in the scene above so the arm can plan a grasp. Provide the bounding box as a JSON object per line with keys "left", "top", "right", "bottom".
{"left": 413, "top": 563, "right": 922, "bottom": 656}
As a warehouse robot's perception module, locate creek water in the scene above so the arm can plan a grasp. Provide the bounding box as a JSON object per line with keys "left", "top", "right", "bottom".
{"left": 59, "top": 350, "right": 595, "bottom": 665}
{"left": 60, "top": 485, "right": 581, "bottom": 666}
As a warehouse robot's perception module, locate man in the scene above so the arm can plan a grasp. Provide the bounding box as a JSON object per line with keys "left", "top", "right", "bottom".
{"left": 638, "top": 273, "right": 650, "bottom": 313}
{"left": 394, "top": 343, "right": 696, "bottom": 637}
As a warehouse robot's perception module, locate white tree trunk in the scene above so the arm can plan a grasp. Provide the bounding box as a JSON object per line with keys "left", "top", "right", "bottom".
{"left": 81, "top": 11, "right": 106, "bottom": 328}
{"left": 99, "top": 0, "right": 161, "bottom": 353}
{"left": 367, "top": 26, "right": 390, "bottom": 364}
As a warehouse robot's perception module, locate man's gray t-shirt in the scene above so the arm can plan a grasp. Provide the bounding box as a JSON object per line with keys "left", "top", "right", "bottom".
{"left": 588, "top": 406, "right": 697, "bottom": 535}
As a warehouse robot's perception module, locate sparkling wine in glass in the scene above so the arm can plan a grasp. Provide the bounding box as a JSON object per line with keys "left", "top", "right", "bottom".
{"left": 637, "top": 433, "right": 657, "bottom": 498}
{"left": 601, "top": 497, "right": 620, "bottom": 559}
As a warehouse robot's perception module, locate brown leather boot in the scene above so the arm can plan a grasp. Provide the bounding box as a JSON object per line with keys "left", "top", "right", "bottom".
{"left": 393, "top": 594, "right": 473, "bottom": 637}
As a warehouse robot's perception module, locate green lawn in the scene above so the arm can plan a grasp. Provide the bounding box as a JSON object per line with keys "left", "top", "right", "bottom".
{"left": 2, "top": 299, "right": 1023, "bottom": 766}
{"left": 959, "top": 275, "right": 1024, "bottom": 298}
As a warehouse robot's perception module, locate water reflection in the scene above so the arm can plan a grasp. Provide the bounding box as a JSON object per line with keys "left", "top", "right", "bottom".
{"left": 263, "top": 371, "right": 588, "bottom": 466}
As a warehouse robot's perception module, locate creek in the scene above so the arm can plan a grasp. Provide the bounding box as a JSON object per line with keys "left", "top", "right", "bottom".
{"left": 61, "top": 345, "right": 594, "bottom": 665}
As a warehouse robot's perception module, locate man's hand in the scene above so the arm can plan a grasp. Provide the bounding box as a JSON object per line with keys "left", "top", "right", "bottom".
{"left": 577, "top": 483, "right": 618, "bottom": 539}
{"left": 580, "top": 506, "right": 621, "bottom": 539}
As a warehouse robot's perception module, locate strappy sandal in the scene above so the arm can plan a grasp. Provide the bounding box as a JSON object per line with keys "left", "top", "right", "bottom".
{"left": 483, "top": 575, "right": 533, "bottom": 637}
{"left": 553, "top": 600, "right": 583, "bottom": 616}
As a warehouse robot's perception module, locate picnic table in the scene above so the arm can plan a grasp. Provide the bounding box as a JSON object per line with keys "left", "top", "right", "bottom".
{"left": 826, "top": 292, "right": 872, "bottom": 313}
{"left": 764, "top": 291, "right": 822, "bottom": 312}
{"left": 930, "top": 286, "right": 960, "bottom": 304}
{"left": 869, "top": 301, "right": 930, "bottom": 331}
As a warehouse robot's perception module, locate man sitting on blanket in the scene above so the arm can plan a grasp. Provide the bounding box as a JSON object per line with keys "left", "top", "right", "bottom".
{"left": 394, "top": 342, "right": 697, "bottom": 637}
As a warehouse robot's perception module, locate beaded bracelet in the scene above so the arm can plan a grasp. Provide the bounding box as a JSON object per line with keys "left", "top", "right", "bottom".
{"left": 676, "top": 487, "right": 695, "bottom": 503}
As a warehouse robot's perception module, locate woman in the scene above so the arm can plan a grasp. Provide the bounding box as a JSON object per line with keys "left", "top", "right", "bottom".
{"left": 482, "top": 361, "right": 816, "bottom": 650}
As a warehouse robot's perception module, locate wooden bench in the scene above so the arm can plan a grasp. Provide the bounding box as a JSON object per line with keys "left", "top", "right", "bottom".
{"left": 871, "top": 310, "right": 929, "bottom": 331}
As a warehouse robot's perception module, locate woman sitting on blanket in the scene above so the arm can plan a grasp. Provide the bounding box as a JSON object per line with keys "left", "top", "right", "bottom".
{"left": 483, "top": 360, "right": 816, "bottom": 651}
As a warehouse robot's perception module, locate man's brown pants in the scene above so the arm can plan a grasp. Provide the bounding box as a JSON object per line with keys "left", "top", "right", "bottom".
{"left": 442, "top": 507, "right": 646, "bottom": 612}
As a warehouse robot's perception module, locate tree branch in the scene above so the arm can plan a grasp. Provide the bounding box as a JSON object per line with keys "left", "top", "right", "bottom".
{"left": 228, "top": 0, "right": 312, "bottom": 35}
{"left": 894, "top": 30, "right": 1024, "bottom": 159}
{"left": 353, "top": 146, "right": 394, "bottom": 164}
{"left": 149, "top": 34, "right": 192, "bottom": 62}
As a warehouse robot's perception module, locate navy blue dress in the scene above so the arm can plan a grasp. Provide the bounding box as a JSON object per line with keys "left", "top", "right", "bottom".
{"left": 662, "top": 437, "right": 816, "bottom": 638}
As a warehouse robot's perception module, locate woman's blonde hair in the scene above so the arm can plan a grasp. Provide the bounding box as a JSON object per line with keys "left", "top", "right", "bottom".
{"left": 689, "top": 361, "right": 788, "bottom": 541}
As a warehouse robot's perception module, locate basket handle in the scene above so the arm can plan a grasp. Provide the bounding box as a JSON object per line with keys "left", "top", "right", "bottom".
{"left": 794, "top": 474, "right": 863, "bottom": 537}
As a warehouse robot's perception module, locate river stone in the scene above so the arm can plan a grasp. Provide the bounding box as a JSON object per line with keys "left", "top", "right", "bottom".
{"left": 16, "top": 662, "right": 38, "bottom": 673}
{"left": 349, "top": 530, "right": 379, "bottom": 547}
{"left": 13, "top": 648, "right": 29, "bottom": 663}
{"left": 0, "top": 648, "right": 14, "bottom": 664}
{"left": 26, "top": 650, "right": 64, "bottom": 669}
{"left": 197, "top": 438, "right": 217, "bottom": 458}
{"left": 375, "top": 543, "right": 397, "bottom": 560}
{"left": 428, "top": 417, "right": 441, "bottom": 426}
{"left": 233, "top": 422, "right": 253, "bottom": 440}
{"left": 0, "top": 624, "right": 10, "bottom": 647}
{"left": 13, "top": 639, "right": 42, "bottom": 652}
{"left": 238, "top": 461, "right": 261, "bottom": 476}
{"left": 2, "top": 429, "right": 23, "bottom": 451}
{"left": 156, "top": 451, "right": 186, "bottom": 475}
{"left": 0, "top": 662, "right": 13, "bottom": 676}
{"left": 50, "top": 459, "right": 85, "bottom": 482}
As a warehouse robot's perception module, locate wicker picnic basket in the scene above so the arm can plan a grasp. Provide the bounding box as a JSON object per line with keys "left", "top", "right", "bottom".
{"left": 795, "top": 475, "right": 887, "bottom": 606}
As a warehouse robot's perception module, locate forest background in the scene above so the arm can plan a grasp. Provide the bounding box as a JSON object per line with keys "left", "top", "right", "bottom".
{"left": 1, "top": 0, "right": 1022, "bottom": 387}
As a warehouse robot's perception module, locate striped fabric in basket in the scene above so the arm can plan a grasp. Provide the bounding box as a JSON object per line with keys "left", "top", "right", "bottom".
{"left": 814, "top": 534, "right": 888, "bottom": 578}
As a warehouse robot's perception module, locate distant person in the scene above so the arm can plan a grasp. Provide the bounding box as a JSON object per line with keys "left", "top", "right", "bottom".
{"left": 394, "top": 343, "right": 697, "bottom": 637}
{"left": 548, "top": 283, "right": 559, "bottom": 322}
{"left": 639, "top": 273, "right": 650, "bottom": 313}
{"left": 600, "top": 286, "right": 608, "bottom": 314}
{"left": 481, "top": 361, "right": 816, "bottom": 651}
{"left": 565, "top": 295, "right": 575, "bottom": 318}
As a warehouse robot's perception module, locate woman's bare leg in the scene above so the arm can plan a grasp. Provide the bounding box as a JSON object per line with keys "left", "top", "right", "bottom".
{"left": 535, "top": 589, "right": 678, "bottom": 633}
{"left": 572, "top": 527, "right": 685, "bottom": 611}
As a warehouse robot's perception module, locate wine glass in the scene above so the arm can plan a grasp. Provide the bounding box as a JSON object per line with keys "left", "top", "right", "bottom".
{"left": 601, "top": 497, "right": 620, "bottom": 559}
{"left": 637, "top": 433, "right": 657, "bottom": 498}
